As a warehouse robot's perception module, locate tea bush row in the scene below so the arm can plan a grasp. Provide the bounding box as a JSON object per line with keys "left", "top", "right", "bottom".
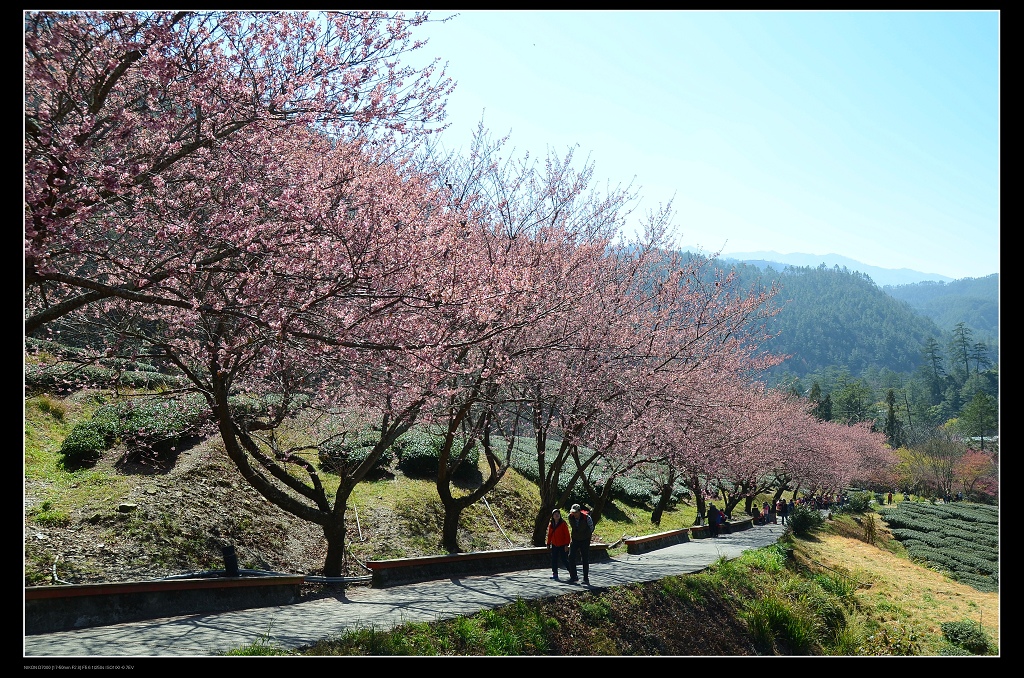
{"left": 59, "top": 393, "right": 209, "bottom": 465}
{"left": 58, "top": 392, "right": 308, "bottom": 466}
{"left": 903, "top": 545, "right": 999, "bottom": 591}
{"left": 890, "top": 527, "right": 998, "bottom": 554}
{"left": 317, "top": 425, "right": 481, "bottom": 480}
{"left": 894, "top": 537, "right": 997, "bottom": 574}
{"left": 890, "top": 502, "right": 998, "bottom": 526}
{"left": 26, "top": 363, "right": 188, "bottom": 393}
{"left": 879, "top": 502, "right": 999, "bottom": 593}
{"left": 394, "top": 428, "right": 480, "bottom": 479}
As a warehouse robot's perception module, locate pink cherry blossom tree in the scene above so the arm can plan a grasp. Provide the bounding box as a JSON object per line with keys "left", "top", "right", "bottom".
{"left": 515, "top": 229, "right": 785, "bottom": 543}
{"left": 25, "top": 11, "right": 469, "bottom": 577}
{"left": 420, "top": 125, "right": 641, "bottom": 550}
{"left": 25, "top": 10, "right": 453, "bottom": 336}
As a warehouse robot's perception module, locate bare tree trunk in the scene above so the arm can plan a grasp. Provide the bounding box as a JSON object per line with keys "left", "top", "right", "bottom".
{"left": 651, "top": 473, "right": 678, "bottom": 526}
{"left": 321, "top": 516, "right": 348, "bottom": 577}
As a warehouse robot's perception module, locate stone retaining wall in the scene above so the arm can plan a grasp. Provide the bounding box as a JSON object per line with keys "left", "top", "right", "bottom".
{"left": 624, "top": 517, "right": 754, "bottom": 554}
{"left": 25, "top": 575, "right": 305, "bottom": 634}
{"left": 367, "top": 544, "right": 611, "bottom": 587}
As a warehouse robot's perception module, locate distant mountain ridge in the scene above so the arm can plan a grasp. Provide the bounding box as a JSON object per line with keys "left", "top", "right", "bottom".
{"left": 710, "top": 250, "right": 959, "bottom": 287}
{"left": 883, "top": 275, "right": 999, "bottom": 341}
{"left": 692, "top": 258, "right": 999, "bottom": 381}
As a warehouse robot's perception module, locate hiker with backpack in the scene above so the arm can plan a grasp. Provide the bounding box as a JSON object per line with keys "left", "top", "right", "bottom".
{"left": 546, "top": 509, "right": 572, "bottom": 580}
{"left": 567, "top": 504, "right": 593, "bottom": 585}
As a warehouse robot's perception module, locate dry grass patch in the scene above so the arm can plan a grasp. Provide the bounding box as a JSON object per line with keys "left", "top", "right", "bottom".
{"left": 794, "top": 533, "right": 998, "bottom": 654}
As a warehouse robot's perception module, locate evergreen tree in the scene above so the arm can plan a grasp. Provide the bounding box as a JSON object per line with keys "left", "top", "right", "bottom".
{"left": 919, "top": 336, "right": 946, "bottom": 402}
{"left": 969, "top": 341, "right": 992, "bottom": 377}
{"left": 948, "top": 322, "right": 973, "bottom": 383}
{"left": 832, "top": 378, "right": 873, "bottom": 424}
{"left": 959, "top": 392, "right": 999, "bottom": 450}
{"left": 882, "top": 389, "right": 905, "bottom": 449}
{"left": 813, "top": 392, "right": 833, "bottom": 422}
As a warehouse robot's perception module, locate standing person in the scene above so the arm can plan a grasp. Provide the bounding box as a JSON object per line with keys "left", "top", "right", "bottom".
{"left": 567, "top": 504, "right": 593, "bottom": 585}
{"left": 788, "top": 498, "right": 795, "bottom": 520}
{"left": 777, "top": 498, "right": 787, "bottom": 525}
{"left": 707, "top": 503, "right": 719, "bottom": 536}
{"left": 888, "top": 491, "right": 893, "bottom": 505}
{"left": 546, "top": 509, "right": 571, "bottom": 580}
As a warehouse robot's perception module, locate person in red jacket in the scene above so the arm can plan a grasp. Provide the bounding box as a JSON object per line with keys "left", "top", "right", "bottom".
{"left": 546, "top": 509, "right": 571, "bottom": 580}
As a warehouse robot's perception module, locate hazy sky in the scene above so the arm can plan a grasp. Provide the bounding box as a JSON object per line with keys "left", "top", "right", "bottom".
{"left": 406, "top": 10, "right": 999, "bottom": 280}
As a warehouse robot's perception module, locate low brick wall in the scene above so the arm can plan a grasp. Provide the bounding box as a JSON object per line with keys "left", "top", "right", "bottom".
{"left": 624, "top": 529, "right": 689, "bottom": 554}
{"left": 25, "top": 575, "right": 306, "bottom": 634}
{"left": 625, "top": 517, "right": 755, "bottom": 552}
{"left": 367, "top": 544, "right": 611, "bottom": 588}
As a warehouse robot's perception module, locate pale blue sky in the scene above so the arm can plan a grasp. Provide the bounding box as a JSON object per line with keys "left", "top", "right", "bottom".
{"left": 407, "top": 10, "right": 999, "bottom": 280}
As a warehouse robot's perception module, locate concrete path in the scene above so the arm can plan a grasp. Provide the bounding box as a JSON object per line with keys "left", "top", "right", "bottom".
{"left": 24, "top": 522, "right": 787, "bottom": 658}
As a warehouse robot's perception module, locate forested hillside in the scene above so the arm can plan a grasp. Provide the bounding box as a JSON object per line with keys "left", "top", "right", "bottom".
{"left": 883, "top": 275, "right": 998, "bottom": 344}
{"left": 715, "top": 262, "right": 946, "bottom": 380}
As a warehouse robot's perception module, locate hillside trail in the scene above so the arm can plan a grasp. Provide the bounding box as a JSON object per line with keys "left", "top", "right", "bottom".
{"left": 24, "top": 522, "right": 789, "bottom": 657}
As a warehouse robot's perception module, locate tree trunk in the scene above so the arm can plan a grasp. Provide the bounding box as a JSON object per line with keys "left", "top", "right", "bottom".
{"left": 321, "top": 519, "right": 347, "bottom": 577}
{"left": 586, "top": 476, "right": 615, "bottom": 524}
{"left": 532, "top": 509, "right": 553, "bottom": 548}
{"left": 651, "top": 482, "right": 674, "bottom": 526}
{"left": 437, "top": 414, "right": 510, "bottom": 553}
{"left": 441, "top": 504, "right": 465, "bottom": 554}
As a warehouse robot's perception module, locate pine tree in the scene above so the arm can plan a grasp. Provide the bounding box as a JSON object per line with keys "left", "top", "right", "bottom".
{"left": 882, "top": 389, "right": 905, "bottom": 449}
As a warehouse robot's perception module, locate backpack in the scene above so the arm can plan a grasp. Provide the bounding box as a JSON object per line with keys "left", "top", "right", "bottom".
{"left": 579, "top": 509, "right": 594, "bottom": 537}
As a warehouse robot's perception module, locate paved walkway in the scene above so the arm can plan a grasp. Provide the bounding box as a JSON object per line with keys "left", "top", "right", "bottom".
{"left": 24, "top": 522, "right": 787, "bottom": 658}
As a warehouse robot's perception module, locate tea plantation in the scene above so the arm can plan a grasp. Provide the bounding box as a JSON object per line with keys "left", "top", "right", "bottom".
{"left": 878, "top": 502, "right": 999, "bottom": 592}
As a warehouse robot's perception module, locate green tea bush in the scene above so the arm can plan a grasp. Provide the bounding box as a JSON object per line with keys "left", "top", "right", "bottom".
{"left": 318, "top": 427, "right": 393, "bottom": 477}
{"left": 611, "top": 467, "right": 691, "bottom": 507}
{"left": 58, "top": 393, "right": 207, "bottom": 466}
{"left": 843, "top": 491, "right": 872, "bottom": 513}
{"left": 396, "top": 429, "right": 479, "bottom": 479}
{"left": 58, "top": 404, "right": 121, "bottom": 465}
{"left": 228, "top": 392, "right": 312, "bottom": 421}
{"left": 940, "top": 620, "right": 993, "bottom": 655}
{"left": 788, "top": 505, "right": 825, "bottom": 538}
{"left": 507, "top": 438, "right": 689, "bottom": 508}
{"left": 879, "top": 502, "right": 999, "bottom": 593}
{"left": 112, "top": 395, "right": 207, "bottom": 458}
{"left": 58, "top": 423, "right": 108, "bottom": 465}
{"left": 25, "top": 363, "right": 186, "bottom": 392}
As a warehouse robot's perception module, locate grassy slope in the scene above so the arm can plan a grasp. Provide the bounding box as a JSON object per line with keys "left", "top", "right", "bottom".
{"left": 797, "top": 523, "right": 999, "bottom": 654}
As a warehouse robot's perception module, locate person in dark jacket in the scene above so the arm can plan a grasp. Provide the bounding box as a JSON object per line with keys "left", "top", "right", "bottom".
{"left": 708, "top": 503, "right": 719, "bottom": 536}
{"left": 567, "top": 504, "right": 593, "bottom": 585}
{"left": 546, "top": 509, "right": 571, "bottom": 579}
